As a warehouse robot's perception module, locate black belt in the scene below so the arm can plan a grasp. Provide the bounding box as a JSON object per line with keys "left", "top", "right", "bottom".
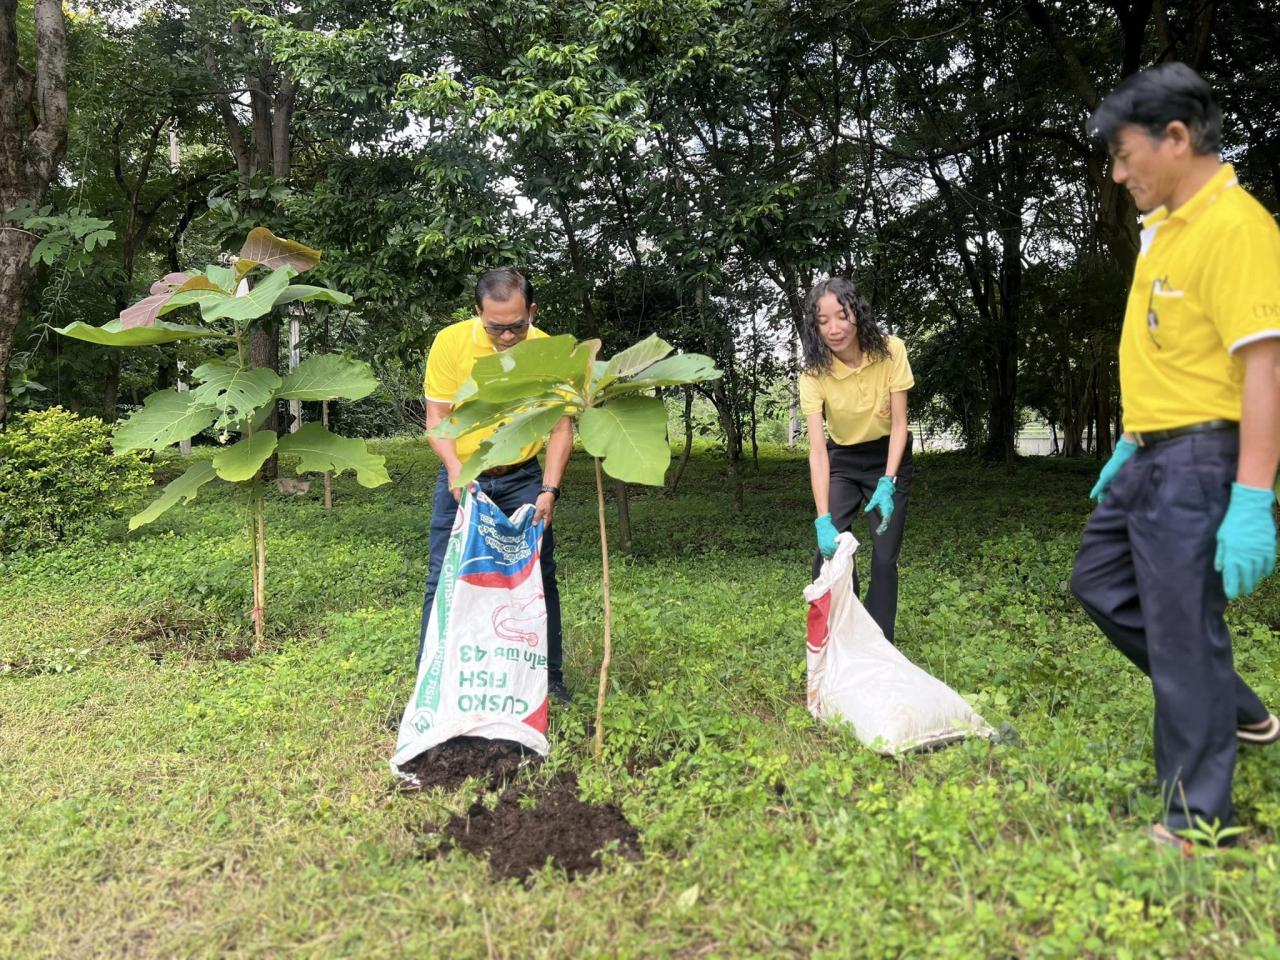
{"left": 479, "top": 457, "right": 536, "bottom": 478}
{"left": 1132, "top": 419, "right": 1237, "bottom": 449}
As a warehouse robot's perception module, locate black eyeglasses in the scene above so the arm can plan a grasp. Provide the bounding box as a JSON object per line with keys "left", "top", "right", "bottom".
{"left": 481, "top": 319, "right": 531, "bottom": 337}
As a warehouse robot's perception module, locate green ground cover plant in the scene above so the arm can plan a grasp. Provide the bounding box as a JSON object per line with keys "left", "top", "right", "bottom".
{"left": 1, "top": 444, "right": 1278, "bottom": 958}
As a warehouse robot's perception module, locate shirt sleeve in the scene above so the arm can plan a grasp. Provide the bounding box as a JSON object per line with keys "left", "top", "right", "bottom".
{"left": 1202, "top": 219, "right": 1280, "bottom": 353}
{"left": 798, "top": 373, "right": 824, "bottom": 416}
{"left": 888, "top": 338, "right": 915, "bottom": 392}
{"left": 424, "top": 329, "right": 460, "bottom": 402}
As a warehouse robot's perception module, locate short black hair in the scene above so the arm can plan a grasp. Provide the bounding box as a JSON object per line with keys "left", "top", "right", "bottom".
{"left": 1088, "top": 62, "right": 1222, "bottom": 155}
{"left": 474, "top": 267, "right": 535, "bottom": 309}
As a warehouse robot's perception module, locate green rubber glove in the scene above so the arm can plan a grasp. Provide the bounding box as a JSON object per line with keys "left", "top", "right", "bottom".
{"left": 1089, "top": 437, "right": 1137, "bottom": 502}
{"left": 864, "top": 476, "right": 896, "bottom": 535}
{"left": 1215, "top": 483, "right": 1277, "bottom": 600}
{"left": 815, "top": 513, "right": 839, "bottom": 559}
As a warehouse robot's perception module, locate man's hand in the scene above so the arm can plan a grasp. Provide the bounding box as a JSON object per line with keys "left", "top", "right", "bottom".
{"left": 533, "top": 491, "right": 556, "bottom": 526}
{"left": 446, "top": 461, "right": 463, "bottom": 502}
{"left": 1215, "top": 483, "right": 1277, "bottom": 600}
{"left": 1090, "top": 436, "right": 1138, "bottom": 502}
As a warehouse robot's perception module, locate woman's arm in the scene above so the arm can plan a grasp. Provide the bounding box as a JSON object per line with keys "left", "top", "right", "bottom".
{"left": 807, "top": 411, "right": 830, "bottom": 515}
{"left": 884, "top": 391, "right": 909, "bottom": 478}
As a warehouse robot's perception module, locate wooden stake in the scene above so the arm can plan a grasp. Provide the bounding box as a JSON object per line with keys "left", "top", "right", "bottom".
{"left": 592, "top": 457, "right": 614, "bottom": 761}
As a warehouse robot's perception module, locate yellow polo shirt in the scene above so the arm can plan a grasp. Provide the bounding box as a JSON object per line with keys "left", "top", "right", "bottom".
{"left": 424, "top": 318, "right": 549, "bottom": 463}
{"left": 1120, "top": 163, "right": 1280, "bottom": 432}
{"left": 798, "top": 336, "right": 914, "bottom": 445}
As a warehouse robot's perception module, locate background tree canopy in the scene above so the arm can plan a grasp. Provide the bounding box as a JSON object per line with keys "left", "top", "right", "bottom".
{"left": 3, "top": 0, "right": 1275, "bottom": 464}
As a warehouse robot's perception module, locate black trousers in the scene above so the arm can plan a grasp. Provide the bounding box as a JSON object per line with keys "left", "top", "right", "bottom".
{"left": 1071, "top": 429, "right": 1267, "bottom": 831}
{"left": 812, "top": 433, "right": 913, "bottom": 643}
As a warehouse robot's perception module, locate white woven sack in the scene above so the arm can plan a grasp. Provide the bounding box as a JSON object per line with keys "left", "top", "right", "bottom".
{"left": 804, "top": 533, "right": 992, "bottom": 754}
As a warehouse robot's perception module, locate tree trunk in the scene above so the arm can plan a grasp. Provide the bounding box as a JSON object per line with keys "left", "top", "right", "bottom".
{"left": 0, "top": 0, "right": 68, "bottom": 425}
{"left": 0, "top": 241, "right": 34, "bottom": 426}
{"left": 667, "top": 386, "right": 694, "bottom": 495}
{"left": 710, "top": 379, "right": 744, "bottom": 513}
{"left": 251, "top": 315, "right": 280, "bottom": 477}
{"left": 102, "top": 354, "right": 120, "bottom": 422}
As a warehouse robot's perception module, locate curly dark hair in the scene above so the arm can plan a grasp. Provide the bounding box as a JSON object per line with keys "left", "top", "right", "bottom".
{"left": 799, "top": 277, "right": 889, "bottom": 375}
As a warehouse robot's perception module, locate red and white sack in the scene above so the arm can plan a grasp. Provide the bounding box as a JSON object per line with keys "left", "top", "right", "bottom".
{"left": 804, "top": 533, "right": 992, "bottom": 754}
{"left": 391, "top": 488, "right": 550, "bottom": 783}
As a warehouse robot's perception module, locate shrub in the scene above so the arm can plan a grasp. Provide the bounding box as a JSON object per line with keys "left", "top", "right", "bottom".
{"left": 0, "top": 406, "right": 151, "bottom": 552}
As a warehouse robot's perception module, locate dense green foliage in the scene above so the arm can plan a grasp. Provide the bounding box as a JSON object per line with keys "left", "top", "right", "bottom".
{"left": 6, "top": 1, "right": 1278, "bottom": 466}
{"left": 2, "top": 445, "right": 1278, "bottom": 956}
{"left": 0, "top": 406, "right": 150, "bottom": 552}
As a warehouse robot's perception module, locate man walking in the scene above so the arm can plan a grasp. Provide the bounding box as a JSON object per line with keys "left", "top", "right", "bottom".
{"left": 1071, "top": 63, "right": 1280, "bottom": 848}
{"left": 420, "top": 267, "right": 573, "bottom": 702}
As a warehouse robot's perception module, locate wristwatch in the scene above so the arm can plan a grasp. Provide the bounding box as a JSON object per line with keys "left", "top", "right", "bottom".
{"left": 539, "top": 484, "right": 561, "bottom": 501}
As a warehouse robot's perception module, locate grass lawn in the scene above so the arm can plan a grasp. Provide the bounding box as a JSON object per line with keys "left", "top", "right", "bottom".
{"left": 2, "top": 442, "right": 1279, "bottom": 958}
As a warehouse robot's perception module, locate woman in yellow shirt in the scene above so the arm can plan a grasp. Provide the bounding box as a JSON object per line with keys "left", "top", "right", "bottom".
{"left": 800, "top": 277, "right": 915, "bottom": 643}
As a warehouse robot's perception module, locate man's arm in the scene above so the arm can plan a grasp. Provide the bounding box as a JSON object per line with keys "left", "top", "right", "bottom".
{"left": 425, "top": 400, "right": 464, "bottom": 501}
{"left": 1237, "top": 338, "right": 1280, "bottom": 490}
{"left": 533, "top": 415, "right": 574, "bottom": 524}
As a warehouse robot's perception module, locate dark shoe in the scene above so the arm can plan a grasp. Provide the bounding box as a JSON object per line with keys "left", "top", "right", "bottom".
{"left": 548, "top": 678, "right": 572, "bottom": 704}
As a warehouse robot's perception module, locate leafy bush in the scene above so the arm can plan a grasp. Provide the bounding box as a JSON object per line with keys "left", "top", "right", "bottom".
{"left": 0, "top": 406, "right": 151, "bottom": 552}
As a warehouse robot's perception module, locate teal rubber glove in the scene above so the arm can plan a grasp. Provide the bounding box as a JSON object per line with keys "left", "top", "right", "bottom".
{"left": 1089, "top": 437, "right": 1137, "bottom": 502}
{"left": 815, "top": 513, "right": 839, "bottom": 559}
{"left": 864, "top": 476, "right": 896, "bottom": 535}
{"left": 1215, "top": 483, "right": 1277, "bottom": 600}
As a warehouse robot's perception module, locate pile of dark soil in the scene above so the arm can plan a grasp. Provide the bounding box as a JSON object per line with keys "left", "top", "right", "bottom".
{"left": 428, "top": 772, "right": 641, "bottom": 882}
{"left": 397, "top": 736, "right": 539, "bottom": 793}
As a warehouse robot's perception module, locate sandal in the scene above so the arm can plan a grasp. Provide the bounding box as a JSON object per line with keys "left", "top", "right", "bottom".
{"left": 1238, "top": 714, "right": 1280, "bottom": 745}
{"left": 1147, "top": 823, "right": 1196, "bottom": 856}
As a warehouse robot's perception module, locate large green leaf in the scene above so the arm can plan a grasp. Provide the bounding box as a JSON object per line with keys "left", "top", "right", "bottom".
{"left": 432, "top": 392, "right": 569, "bottom": 440}
{"left": 276, "top": 424, "right": 390, "bottom": 487}
{"left": 600, "top": 352, "right": 722, "bottom": 399}
{"left": 464, "top": 335, "right": 596, "bottom": 402}
{"left": 190, "top": 361, "right": 282, "bottom": 429}
{"left": 129, "top": 461, "right": 218, "bottom": 531}
{"left": 578, "top": 395, "right": 671, "bottom": 486}
{"left": 57, "top": 317, "right": 227, "bottom": 347}
{"left": 205, "top": 265, "right": 237, "bottom": 290}
{"left": 276, "top": 355, "right": 378, "bottom": 402}
{"left": 236, "top": 227, "right": 321, "bottom": 276}
{"left": 195, "top": 267, "right": 297, "bottom": 325}
{"left": 272, "top": 284, "right": 354, "bottom": 308}
{"left": 113, "top": 391, "right": 219, "bottom": 453}
{"left": 595, "top": 334, "right": 673, "bottom": 391}
{"left": 160, "top": 286, "right": 233, "bottom": 316}
{"left": 211, "top": 431, "right": 278, "bottom": 482}
{"left": 457, "top": 406, "right": 568, "bottom": 487}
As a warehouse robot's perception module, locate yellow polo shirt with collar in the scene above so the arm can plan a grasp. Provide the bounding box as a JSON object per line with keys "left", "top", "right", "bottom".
{"left": 424, "top": 317, "right": 550, "bottom": 463}
{"left": 1120, "top": 163, "right": 1280, "bottom": 432}
{"left": 798, "top": 335, "right": 914, "bottom": 445}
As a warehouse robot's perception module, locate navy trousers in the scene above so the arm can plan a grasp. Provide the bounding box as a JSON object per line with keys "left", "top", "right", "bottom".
{"left": 812, "top": 433, "right": 913, "bottom": 643}
{"left": 1071, "top": 430, "right": 1267, "bottom": 831}
{"left": 417, "top": 460, "right": 564, "bottom": 681}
